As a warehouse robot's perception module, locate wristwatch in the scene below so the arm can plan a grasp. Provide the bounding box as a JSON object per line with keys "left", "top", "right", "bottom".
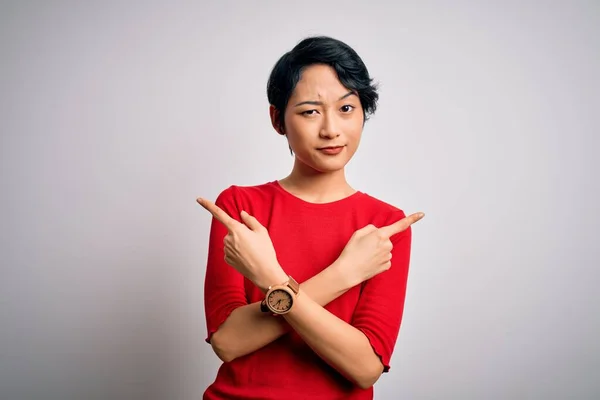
{"left": 260, "top": 275, "right": 300, "bottom": 315}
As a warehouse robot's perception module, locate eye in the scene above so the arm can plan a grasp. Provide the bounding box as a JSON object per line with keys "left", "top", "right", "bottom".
{"left": 340, "top": 105, "right": 355, "bottom": 113}
{"left": 301, "top": 109, "right": 319, "bottom": 116}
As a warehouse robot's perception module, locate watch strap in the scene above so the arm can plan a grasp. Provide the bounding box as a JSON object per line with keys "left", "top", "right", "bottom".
{"left": 287, "top": 275, "right": 300, "bottom": 295}
{"left": 260, "top": 299, "right": 269, "bottom": 312}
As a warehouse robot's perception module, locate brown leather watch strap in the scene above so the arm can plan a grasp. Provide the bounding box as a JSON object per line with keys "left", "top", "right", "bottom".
{"left": 287, "top": 275, "right": 300, "bottom": 295}
{"left": 260, "top": 299, "right": 269, "bottom": 312}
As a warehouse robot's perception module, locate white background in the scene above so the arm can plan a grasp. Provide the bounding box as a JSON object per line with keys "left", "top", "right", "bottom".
{"left": 1, "top": 1, "right": 599, "bottom": 399}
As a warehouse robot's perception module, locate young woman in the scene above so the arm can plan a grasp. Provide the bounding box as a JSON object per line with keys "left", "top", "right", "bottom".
{"left": 197, "top": 36, "right": 424, "bottom": 400}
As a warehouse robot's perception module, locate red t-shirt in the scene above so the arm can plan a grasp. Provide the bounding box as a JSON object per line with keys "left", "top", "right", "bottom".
{"left": 203, "top": 181, "right": 412, "bottom": 400}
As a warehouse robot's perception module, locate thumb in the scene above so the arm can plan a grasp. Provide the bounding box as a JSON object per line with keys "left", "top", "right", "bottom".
{"left": 240, "top": 210, "right": 264, "bottom": 231}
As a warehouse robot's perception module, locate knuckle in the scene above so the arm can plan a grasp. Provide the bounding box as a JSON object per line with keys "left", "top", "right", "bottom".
{"left": 357, "top": 226, "right": 367, "bottom": 234}
{"left": 363, "top": 224, "right": 376, "bottom": 232}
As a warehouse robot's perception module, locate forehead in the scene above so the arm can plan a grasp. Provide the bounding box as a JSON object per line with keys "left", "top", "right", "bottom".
{"left": 290, "top": 64, "right": 350, "bottom": 101}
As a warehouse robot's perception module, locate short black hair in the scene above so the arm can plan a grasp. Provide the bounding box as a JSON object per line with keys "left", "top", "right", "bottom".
{"left": 267, "top": 36, "right": 379, "bottom": 131}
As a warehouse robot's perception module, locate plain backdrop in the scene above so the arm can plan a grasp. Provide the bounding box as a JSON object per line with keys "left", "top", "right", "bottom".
{"left": 1, "top": 1, "right": 599, "bottom": 399}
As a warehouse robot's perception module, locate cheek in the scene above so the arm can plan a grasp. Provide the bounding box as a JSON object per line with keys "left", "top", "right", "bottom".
{"left": 344, "top": 119, "right": 364, "bottom": 143}
{"left": 285, "top": 118, "right": 316, "bottom": 144}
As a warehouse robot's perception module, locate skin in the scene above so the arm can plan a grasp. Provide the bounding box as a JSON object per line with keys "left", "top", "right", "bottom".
{"left": 197, "top": 64, "right": 425, "bottom": 389}
{"left": 271, "top": 64, "right": 364, "bottom": 203}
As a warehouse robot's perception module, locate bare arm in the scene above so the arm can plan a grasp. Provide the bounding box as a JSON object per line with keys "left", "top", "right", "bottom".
{"left": 280, "top": 216, "right": 419, "bottom": 389}
{"left": 282, "top": 291, "right": 383, "bottom": 389}
{"left": 214, "top": 261, "right": 392, "bottom": 389}
{"left": 210, "top": 260, "right": 353, "bottom": 362}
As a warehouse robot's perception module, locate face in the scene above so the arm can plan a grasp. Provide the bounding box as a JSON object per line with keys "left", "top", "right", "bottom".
{"left": 270, "top": 64, "right": 365, "bottom": 173}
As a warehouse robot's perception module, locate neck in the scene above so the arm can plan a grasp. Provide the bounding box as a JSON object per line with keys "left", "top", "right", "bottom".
{"left": 278, "top": 158, "right": 355, "bottom": 203}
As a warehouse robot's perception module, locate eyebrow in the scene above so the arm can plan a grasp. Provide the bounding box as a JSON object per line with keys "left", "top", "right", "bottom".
{"left": 294, "top": 91, "right": 356, "bottom": 107}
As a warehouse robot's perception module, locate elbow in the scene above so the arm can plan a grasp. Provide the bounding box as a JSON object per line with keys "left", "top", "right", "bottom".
{"left": 355, "top": 376, "right": 377, "bottom": 390}
{"left": 209, "top": 330, "right": 238, "bottom": 363}
{"left": 355, "top": 362, "right": 384, "bottom": 390}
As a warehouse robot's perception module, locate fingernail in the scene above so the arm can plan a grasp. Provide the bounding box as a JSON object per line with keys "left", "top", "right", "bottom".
{"left": 419, "top": 213, "right": 425, "bottom": 218}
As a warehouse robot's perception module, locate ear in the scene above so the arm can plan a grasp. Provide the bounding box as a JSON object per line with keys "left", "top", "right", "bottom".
{"left": 269, "top": 105, "right": 285, "bottom": 135}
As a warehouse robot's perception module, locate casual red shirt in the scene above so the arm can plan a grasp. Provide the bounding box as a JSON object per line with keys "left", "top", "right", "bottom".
{"left": 203, "top": 181, "right": 412, "bottom": 400}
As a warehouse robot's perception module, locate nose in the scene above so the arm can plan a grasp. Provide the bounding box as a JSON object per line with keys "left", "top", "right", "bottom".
{"left": 319, "top": 114, "right": 341, "bottom": 139}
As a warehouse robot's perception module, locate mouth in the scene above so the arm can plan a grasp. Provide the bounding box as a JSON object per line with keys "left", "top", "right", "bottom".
{"left": 317, "top": 145, "right": 345, "bottom": 155}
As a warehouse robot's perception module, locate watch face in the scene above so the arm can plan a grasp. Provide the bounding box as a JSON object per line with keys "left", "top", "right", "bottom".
{"left": 267, "top": 289, "right": 293, "bottom": 313}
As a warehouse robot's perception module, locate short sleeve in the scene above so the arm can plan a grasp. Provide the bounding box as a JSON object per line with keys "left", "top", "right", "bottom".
{"left": 351, "top": 210, "right": 413, "bottom": 372}
{"left": 204, "top": 185, "right": 248, "bottom": 343}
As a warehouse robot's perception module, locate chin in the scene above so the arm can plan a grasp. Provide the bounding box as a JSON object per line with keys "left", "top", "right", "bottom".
{"left": 311, "top": 159, "right": 349, "bottom": 173}
{"left": 295, "top": 151, "right": 352, "bottom": 173}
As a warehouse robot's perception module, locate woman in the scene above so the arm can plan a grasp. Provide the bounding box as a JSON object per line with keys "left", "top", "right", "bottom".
{"left": 197, "top": 36, "right": 424, "bottom": 400}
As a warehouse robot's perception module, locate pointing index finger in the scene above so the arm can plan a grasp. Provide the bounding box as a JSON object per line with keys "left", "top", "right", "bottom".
{"left": 197, "top": 197, "right": 238, "bottom": 230}
{"left": 379, "top": 212, "right": 425, "bottom": 238}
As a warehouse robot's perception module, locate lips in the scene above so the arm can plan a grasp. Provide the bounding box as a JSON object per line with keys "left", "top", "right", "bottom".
{"left": 318, "top": 146, "right": 345, "bottom": 155}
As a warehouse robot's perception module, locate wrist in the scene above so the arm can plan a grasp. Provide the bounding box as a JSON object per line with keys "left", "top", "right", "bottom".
{"left": 330, "top": 258, "right": 356, "bottom": 289}
{"left": 256, "top": 265, "right": 288, "bottom": 294}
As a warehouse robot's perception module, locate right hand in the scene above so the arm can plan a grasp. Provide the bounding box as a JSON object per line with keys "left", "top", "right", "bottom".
{"left": 335, "top": 212, "right": 425, "bottom": 287}
{"left": 197, "top": 197, "right": 286, "bottom": 291}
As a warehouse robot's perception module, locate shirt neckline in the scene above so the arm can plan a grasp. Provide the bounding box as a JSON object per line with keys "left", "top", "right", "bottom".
{"left": 270, "top": 180, "right": 364, "bottom": 208}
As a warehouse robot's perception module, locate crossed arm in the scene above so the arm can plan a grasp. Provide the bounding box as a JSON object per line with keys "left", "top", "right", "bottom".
{"left": 209, "top": 259, "right": 384, "bottom": 388}
{"left": 199, "top": 194, "right": 420, "bottom": 389}
{"left": 209, "top": 259, "right": 351, "bottom": 362}
{"left": 209, "top": 260, "right": 385, "bottom": 389}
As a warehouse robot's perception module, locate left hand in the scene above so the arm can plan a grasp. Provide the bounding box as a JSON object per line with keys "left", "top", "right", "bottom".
{"left": 197, "top": 197, "right": 286, "bottom": 291}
